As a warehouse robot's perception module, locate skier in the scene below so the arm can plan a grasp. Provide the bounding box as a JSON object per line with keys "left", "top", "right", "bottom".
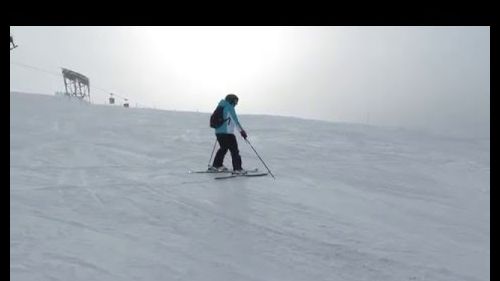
{"left": 209, "top": 94, "right": 248, "bottom": 174}
{"left": 10, "top": 35, "right": 17, "bottom": 50}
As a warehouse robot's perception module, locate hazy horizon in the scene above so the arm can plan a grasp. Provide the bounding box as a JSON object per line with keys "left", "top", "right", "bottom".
{"left": 10, "top": 26, "right": 490, "bottom": 137}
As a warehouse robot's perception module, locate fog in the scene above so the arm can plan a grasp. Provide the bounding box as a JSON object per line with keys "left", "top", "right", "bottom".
{"left": 10, "top": 26, "right": 489, "bottom": 137}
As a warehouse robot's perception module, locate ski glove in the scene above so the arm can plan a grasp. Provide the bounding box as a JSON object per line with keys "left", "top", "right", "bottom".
{"left": 240, "top": 130, "right": 248, "bottom": 139}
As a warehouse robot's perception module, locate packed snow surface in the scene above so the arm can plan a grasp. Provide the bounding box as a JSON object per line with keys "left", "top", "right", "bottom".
{"left": 10, "top": 92, "right": 489, "bottom": 281}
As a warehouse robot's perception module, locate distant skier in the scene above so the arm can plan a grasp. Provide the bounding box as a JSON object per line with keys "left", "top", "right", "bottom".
{"left": 208, "top": 94, "right": 248, "bottom": 174}
{"left": 10, "top": 35, "right": 17, "bottom": 50}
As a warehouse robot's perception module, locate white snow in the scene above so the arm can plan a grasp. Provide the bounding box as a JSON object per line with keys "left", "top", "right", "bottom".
{"left": 10, "top": 92, "right": 489, "bottom": 281}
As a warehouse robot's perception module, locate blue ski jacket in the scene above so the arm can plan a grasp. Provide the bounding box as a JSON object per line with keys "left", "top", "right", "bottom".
{"left": 214, "top": 99, "right": 243, "bottom": 135}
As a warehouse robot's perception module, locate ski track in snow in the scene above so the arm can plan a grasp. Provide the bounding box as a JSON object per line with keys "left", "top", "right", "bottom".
{"left": 10, "top": 92, "right": 489, "bottom": 281}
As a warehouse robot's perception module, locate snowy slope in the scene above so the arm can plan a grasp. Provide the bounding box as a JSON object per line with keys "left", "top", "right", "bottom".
{"left": 10, "top": 92, "right": 489, "bottom": 281}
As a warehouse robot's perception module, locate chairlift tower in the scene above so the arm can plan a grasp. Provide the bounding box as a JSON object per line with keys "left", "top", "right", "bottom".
{"left": 61, "top": 68, "right": 90, "bottom": 102}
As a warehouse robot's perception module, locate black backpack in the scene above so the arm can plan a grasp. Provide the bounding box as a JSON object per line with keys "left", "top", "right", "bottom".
{"left": 209, "top": 106, "right": 228, "bottom": 128}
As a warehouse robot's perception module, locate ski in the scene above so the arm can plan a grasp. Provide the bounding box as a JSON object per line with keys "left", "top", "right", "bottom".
{"left": 189, "top": 169, "right": 230, "bottom": 174}
{"left": 214, "top": 172, "right": 268, "bottom": 180}
{"left": 189, "top": 168, "right": 258, "bottom": 174}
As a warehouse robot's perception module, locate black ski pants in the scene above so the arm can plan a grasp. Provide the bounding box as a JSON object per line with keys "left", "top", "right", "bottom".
{"left": 213, "top": 133, "right": 242, "bottom": 170}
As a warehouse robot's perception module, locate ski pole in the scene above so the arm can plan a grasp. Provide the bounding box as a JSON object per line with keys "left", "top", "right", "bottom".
{"left": 245, "top": 139, "right": 275, "bottom": 179}
{"left": 208, "top": 139, "right": 217, "bottom": 167}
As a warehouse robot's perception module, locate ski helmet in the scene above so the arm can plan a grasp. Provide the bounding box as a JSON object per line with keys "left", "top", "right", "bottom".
{"left": 225, "top": 94, "right": 239, "bottom": 105}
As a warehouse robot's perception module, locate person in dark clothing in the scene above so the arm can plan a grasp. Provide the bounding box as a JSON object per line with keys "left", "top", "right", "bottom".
{"left": 209, "top": 94, "right": 248, "bottom": 174}
{"left": 10, "top": 35, "right": 17, "bottom": 50}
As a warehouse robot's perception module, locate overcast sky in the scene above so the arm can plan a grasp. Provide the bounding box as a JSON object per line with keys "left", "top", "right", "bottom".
{"left": 10, "top": 26, "right": 489, "bottom": 137}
